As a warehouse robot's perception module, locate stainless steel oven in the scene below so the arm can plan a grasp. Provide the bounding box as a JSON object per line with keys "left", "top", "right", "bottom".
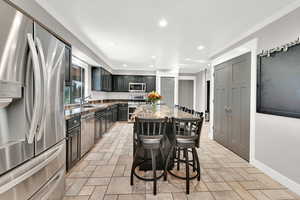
{"left": 129, "top": 83, "right": 146, "bottom": 92}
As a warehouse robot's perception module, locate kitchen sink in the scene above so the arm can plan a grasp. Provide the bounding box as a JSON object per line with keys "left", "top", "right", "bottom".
{"left": 82, "top": 104, "right": 97, "bottom": 108}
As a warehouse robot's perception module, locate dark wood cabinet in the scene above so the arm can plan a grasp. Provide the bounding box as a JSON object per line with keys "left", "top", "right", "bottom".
{"left": 91, "top": 67, "right": 101, "bottom": 91}
{"left": 112, "top": 105, "right": 118, "bottom": 122}
{"left": 144, "top": 76, "right": 156, "bottom": 92}
{"left": 112, "top": 75, "right": 128, "bottom": 92}
{"left": 91, "top": 66, "right": 112, "bottom": 92}
{"left": 112, "top": 75, "right": 156, "bottom": 92}
{"left": 66, "top": 117, "right": 81, "bottom": 172}
{"left": 118, "top": 103, "right": 128, "bottom": 121}
{"left": 64, "top": 46, "right": 72, "bottom": 85}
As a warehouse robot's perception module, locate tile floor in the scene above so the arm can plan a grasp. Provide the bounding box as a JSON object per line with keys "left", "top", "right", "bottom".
{"left": 64, "top": 122, "right": 300, "bottom": 200}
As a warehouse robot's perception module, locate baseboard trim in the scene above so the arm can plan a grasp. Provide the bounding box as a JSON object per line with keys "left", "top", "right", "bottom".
{"left": 251, "top": 159, "right": 300, "bottom": 195}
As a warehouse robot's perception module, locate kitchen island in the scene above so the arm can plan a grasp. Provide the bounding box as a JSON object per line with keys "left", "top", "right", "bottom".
{"left": 131, "top": 104, "right": 197, "bottom": 170}
{"left": 132, "top": 104, "right": 197, "bottom": 120}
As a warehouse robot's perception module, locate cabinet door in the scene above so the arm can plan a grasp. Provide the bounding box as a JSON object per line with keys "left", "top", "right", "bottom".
{"left": 118, "top": 107, "right": 128, "bottom": 121}
{"left": 91, "top": 67, "right": 101, "bottom": 91}
{"left": 65, "top": 46, "right": 71, "bottom": 85}
{"left": 145, "top": 76, "right": 156, "bottom": 92}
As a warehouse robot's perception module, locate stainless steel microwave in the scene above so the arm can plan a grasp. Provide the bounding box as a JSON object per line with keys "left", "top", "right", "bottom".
{"left": 129, "top": 83, "right": 146, "bottom": 92}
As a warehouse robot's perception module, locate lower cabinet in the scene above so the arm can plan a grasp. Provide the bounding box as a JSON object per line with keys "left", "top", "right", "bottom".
{"left": 118, "top": 103, "right": 128, "bottom": 121}
{"left": 66, "top": 103, "right": 129, "bottom": 171}
{"left": 66, "top": 125, "right": 81, "bottom": 171}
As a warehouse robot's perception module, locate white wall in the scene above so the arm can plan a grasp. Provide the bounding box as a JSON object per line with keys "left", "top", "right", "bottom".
{"left": 211, "top": 7, "right": 300, "bottom": 194}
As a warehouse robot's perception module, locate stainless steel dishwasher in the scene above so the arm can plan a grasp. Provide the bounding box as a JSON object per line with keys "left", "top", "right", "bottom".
{"left": 81, "top": 113, "right": 95, "bottom": 157}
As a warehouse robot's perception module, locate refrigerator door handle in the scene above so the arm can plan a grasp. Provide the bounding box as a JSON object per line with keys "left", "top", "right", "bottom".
{"left": 26, "top": 33, "right": 44, "bottom": 144}
{"left": 35, "top": 38, "right": 47, "bottom": 141}
{"left": 0, "top": 142, "right": 64, "bottom": 194}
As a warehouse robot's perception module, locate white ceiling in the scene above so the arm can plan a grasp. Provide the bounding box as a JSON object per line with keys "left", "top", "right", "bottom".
{"left": 37, "top": 0, "right": 297, "bottom": 73}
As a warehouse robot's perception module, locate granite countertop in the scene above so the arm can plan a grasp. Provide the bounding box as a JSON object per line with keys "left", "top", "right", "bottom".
{"left": 65, "top": 102, "right": 122, "bottom": 120}
{"left": 132, "top": 105, "right": 196, "bottom": 120}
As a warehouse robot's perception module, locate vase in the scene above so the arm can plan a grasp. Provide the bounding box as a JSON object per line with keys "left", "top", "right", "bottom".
{"left": 150, "top": 101, "right": 157, "bottom": 112}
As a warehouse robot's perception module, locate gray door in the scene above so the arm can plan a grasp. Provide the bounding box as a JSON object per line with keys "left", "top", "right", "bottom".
{"left": 214, "top": 53, "right": 251, "bottom": 161}
{"left": 178, "top": 80, "right": 194, "bottom": 109}
{"left": 228, "top": 53, "right": 251, "bottom": 161}
{"left": 160, "top": 77, "right": 175, "bottom": 107}
{"left": 0, "top": 0, "right": 35, "bottom": 176}
{"left": 34, "top": 23, "right": 66, "bottom": 155}
{"left": 214, "top": 63, "right": 230, "bottom": 148}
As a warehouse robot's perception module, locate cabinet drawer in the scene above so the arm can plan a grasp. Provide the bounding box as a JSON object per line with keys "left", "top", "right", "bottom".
{"left": 67, "top": 116, "right": 81, "bottom": 130}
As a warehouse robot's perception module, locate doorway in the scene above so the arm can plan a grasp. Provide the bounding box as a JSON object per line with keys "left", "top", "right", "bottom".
{"left": 178, "top": 80, "right": 194, "bottom": 109}
{"left": 160, "top": 77, "right": 175, "bottom": 107}
{"left": 213, "top": 52, "right": 251, "bottom": 161}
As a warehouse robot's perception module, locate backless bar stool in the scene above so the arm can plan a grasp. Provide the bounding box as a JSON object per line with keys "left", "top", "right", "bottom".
{"left": 131, "top": 117, "right": 168, "bottom": 195}
{"left": 165, "top": 117, "right": 203, "bottom": 194}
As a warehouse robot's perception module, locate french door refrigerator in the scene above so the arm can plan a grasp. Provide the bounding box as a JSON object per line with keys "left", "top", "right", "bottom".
{"left": 0, "top": 1, "right": 68, "bottom": 199}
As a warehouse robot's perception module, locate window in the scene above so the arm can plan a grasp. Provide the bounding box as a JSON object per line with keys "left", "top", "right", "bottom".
{"left": 64, "top": 65, "right": 85, "bottom": 104}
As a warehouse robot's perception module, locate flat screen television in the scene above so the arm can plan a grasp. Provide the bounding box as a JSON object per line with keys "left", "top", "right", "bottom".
{"left": 257, "top": 43, "right": 300, "bottom": 119}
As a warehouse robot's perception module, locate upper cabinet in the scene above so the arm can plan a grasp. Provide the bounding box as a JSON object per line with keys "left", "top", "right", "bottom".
{"left": 64, "top": 46, "right": 72, "bottom": 85}
{"left": 91, "top": 66, "right": 112, "bottom": 92}
{"left": 144, "top": 76, "right": 156, "bottom": 92}
{"left": 92, "top": 68, "right": 156, "bottom": 92}
{"left": 112, "top": 75, "right": 156, "bottom": 92}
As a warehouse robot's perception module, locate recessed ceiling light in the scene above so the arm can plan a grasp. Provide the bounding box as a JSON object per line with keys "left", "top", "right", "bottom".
{"left": 149, "top": 65, "right": 154, "bottom": 68}
{"left": 123, "top": 64, "right": 127, "bottom": 67}
{"left": 158, "top": 18, "right": 168, "bottom": 28}
{"left": 197, "top": 45, "right": 205, "bottom": 50}
{"left": 151, "top": 56, "right": 156, "bottom": 59}
{"left": 185, "top": 58, "right": 191, "bottom": 61}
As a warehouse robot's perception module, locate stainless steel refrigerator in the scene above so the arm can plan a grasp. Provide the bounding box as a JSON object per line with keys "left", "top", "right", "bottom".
{"left": 0, "top": 1, "right": 68, "bottom": 199}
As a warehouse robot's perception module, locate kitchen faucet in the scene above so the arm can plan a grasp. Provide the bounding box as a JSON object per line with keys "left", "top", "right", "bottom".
{"left": 80, "top": 95, "right": 92, "bottom": 106}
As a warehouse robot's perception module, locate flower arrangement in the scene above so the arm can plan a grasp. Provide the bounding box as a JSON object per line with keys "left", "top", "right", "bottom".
{"left": 147, "top": 91, "right": 162, "bottom": 104}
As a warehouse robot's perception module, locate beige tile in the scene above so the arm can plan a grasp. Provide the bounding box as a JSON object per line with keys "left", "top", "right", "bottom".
{"left": 146, "top": 193, "right": 173, "bottom": 200}
{"left": 187, "top": 192, "right": 215, "bottom": 200}
{"left": 85, "top": 152, "right": 105, "bottom": 161}
{"left": 262, "top": 190, "right": 295, "bottom": 200}
{"left": 106, "top": 177, "right": 144, "bottom": 194}
{"left": 86, "top": 178, "right": 111, "bottom": 186}
{"left": 205, "top": 182, "right": 232, "bottom": 191}
{"left": 65, "top": 178, "right": 87, "bottom": 196}
{"left": 253, "top": 174, "right": 285, "bottom": 189}
{"left": 83, "top": 165, "right": 97, "bottom": 172}
{"left": 89, "top": 186, "right": 107, "bottom": 200}
{"left": 212, "top": 191, "right": 242, "bottom": 200}
{"left": 118, "top": 194, "right": 145, "bottom": 200}
{"left": 78, "top": 186, "right": 95, "bottom": 196}
{"left": 113, "top": 165, "right": 126, "bottom": 176}
{"left": 68, "top": 171, "right": 93, "bottom": 178}
{"left": 239, "top": 181, "right": 267, "bottom": 190}
{"left": 244, "top": 167, "right": 263, "bottom": 174}
{"left": 172, "top": 193, "right": 187, "bottom": 200}
{"left": 91, "top": 165, "right": 116, "bottom": 177}
{"left": 64, "top": 123, "right": 298, "bottom": 200}
{"left": 228, "top": 182, "right": 255, "bottom": 200}
{"left": 63, "top": 196, "right": 90, "bottom": 200}
{"left": 248, "top": 190, "right": 271, "bottom": 200}
{"left": 192, "top": 181, "right": 209, "bottom": 192}
{"left": 103, "top": 195, "right": 118, "bottom": 200}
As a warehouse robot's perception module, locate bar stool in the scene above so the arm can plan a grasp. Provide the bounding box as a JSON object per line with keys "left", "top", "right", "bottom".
{"left": 174, "top": 104, "right": 180, "bottom": 108}
{"left": 164, "top": 117, "right": 203, "bottom": 194}
{"left": 194, "top": 111, "right": 204, "bottom": 118}
{"left": 130, "top": 117, "right": 168, "bottom": 195}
